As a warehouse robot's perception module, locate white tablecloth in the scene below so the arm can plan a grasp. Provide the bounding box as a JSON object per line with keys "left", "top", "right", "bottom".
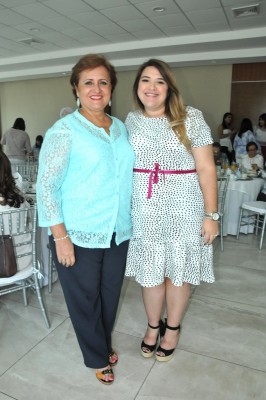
{"left": 223, "top": 177, "right": 265, "bottom": 235}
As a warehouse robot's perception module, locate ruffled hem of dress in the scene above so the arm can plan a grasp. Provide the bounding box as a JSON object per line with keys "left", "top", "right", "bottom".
{"left": 125, "top": 239, "right": 215, "bottom": 287}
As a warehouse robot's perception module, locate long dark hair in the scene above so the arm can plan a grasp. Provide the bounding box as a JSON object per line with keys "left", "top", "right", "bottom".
{"left": 222, "top": 112, "right": 233, "bottom": 129}
{"left": 0, "top": 152, "right": 24, "bottom": 208}
{"left": 238, "top": 118, "right": 253, "bottom": 138}
{"left": 12, "top": 118, "right": 26, "bottom": 131}
{"left": 35, "top": 135, "right": 43, "bottom": 148}
{"left": 258, "top": 113, "right": 266, "bottom": 128}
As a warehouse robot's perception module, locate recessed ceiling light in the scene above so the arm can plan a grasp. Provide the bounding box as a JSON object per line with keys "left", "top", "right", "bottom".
{"left": 153, "top": 7, "right": 165, "bottom": 13}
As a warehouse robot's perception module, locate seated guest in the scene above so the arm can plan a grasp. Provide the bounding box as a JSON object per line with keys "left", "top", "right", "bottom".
{"left": 212, "top": 142, "right": 229, "bottom": 165}
{"left": 257, "top": 170, "right": 266, "bottom": 203}
{"left": 0, "top": 151, "right": 32, "bottom": 272}
{"left": 242, "top": 142, "right": 264, "bottom": 171}
{"left": 234, "top": 118, "right": 260, "bottom": 165}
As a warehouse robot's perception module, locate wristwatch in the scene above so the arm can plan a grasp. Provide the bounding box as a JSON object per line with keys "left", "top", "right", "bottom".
{"left": 204, "top": 212, "right": 220, "bottom": 221}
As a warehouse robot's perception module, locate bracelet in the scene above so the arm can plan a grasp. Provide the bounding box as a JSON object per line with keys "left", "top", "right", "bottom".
{"left": 53, "top": 234, "right": 69, "bottom": 242}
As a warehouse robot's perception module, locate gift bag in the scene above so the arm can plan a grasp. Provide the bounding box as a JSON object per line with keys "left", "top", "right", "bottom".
{"left": 0, "top": 235, "right": 18, "bottom": 278}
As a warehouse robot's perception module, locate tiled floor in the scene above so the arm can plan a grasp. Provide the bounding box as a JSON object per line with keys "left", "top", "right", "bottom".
{"left": 0, "top": 234, "right": 266, "bottom": 400}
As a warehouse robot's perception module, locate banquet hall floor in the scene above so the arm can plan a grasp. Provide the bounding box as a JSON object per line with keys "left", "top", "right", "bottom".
{"left": 0, "top": 233, "right": 266, "bottom": 400}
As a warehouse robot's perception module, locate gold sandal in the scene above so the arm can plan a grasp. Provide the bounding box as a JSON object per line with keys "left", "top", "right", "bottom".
{"left": 96, "top": 367, "right": 114, "bottom": 385}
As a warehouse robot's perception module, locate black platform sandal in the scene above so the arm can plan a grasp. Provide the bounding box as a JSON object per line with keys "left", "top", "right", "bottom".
{"left": 156, "top": 321, "right": 181, "bottom": 362}
{"left": 141, "top": 320, "right": 164, "bottom": 358}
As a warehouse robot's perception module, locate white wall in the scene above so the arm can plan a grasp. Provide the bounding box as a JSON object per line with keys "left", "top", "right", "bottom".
{"left": 0, "top": 64, "right": 232, "bottom": 144}
{"left": 0, "top": 76, "right": 76, "bottom": 143}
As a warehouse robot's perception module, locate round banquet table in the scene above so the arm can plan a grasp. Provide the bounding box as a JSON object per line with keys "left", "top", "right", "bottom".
{"left": 222, "top": 177, "right": 265, "bottom": 236}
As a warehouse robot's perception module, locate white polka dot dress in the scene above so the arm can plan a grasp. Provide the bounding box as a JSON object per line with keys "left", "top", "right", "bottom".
{"left": 125, "top": 106, "right": 215, "bottom": 287}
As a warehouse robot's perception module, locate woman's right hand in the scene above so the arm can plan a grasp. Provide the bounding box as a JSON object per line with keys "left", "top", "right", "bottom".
{"left": 55, "top": 237, "right": 75, "bottom": 268}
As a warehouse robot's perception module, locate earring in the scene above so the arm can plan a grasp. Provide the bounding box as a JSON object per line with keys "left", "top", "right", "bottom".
{"left": 108, "top": 99, "right": 112, "bottom": 107}
{"left": 76, "top": 97, "right": 80, "bottom": 107}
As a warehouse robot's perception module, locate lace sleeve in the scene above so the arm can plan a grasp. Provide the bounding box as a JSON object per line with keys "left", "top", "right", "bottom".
{"left": 37, "top": 122, "right": 72, "bottom": 227}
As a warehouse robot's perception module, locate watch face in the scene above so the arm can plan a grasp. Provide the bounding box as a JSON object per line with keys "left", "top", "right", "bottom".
{"left": 213, "top": 212, "right": 220, "bottom": 221}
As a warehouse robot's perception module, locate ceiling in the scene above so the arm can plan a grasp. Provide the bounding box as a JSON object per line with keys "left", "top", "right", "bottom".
{"left": 0, "top": 0, "right": 266, "bottom": 82}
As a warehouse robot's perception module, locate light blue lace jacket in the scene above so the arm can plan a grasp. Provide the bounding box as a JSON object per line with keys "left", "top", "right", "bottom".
{"left": 37, "top": 110, "right": 135, "bottom": 248}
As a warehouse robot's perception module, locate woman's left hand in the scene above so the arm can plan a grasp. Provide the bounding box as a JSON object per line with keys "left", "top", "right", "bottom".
{"left": 201, "top": 218, "right": 219, "bottom": 245}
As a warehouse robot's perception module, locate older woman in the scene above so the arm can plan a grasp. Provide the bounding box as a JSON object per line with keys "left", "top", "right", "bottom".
{"left": 37, "top": 54, "right": 135, "bottom": 385}
{"left": 241, "top": 141, "right": 264, "bottom": 171}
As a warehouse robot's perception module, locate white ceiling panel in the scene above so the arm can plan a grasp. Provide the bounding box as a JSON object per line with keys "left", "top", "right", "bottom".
{"left": 61, "top": 27, "right": 105, "bottom": 41}
{"left": 69, "top": 11, "right": 112, "bottom": 26}
{"left": 101, "top": 5, "right": 145, "bottom": 21}
{"left": 83, "top": 0, "right": 129, "bottom": 8}
{"left": 161, "top": 25, "right": 196, "bottom": 36}
{"left": 89, "top": 22, "right": 128, "bottom": 36}
{"left": 175, "top": 0, "right": 221, "bottom": 12}
{"left": 135, "top": 0, "right": 182, "bottom": 17}
{"left": 107, "top": 33, "right": 137, "bottom": 43}
{"left": 132, "top": 28, "right": 167, "bottom": 39}
{"left": 42, "top": 0, "right": 94, "bottom": 15}
{"left": 40, "top": 17, "right": 81, "bottom": 31}
{"left": 119, "top": 18, "right": 157, "bottom": 31}
{"left": 0, "top": 26, "right": 30, "bottom": 40}
{"left": 151, "top": 13, "right": 192, "bottom": 28}
{"left": 0, "top": 0, "right": 265, "bottom": 82}
{"left": 12, "top": 3, "right": 62, "bottom": 21}
{"left": 195, "top": 21, "right": 231, "bottom": 34}
{"left": 0, "top": 0, "right": 35, "bottom": 6}
{"left": 0, "top": 9, "right": 30, "bottom": 25}
{"left": 186, "top": 8, "right": 228, "bottom": 24}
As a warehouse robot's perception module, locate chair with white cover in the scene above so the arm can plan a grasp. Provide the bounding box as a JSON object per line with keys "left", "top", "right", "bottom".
{"left": 218, "top": 175, "right": 230, "bottom": 251}
{"left": 236, "top": 201, "right": 266, "bottom": 249}
{"left": 0, "top": 204, "right": 50, "bottom": 328}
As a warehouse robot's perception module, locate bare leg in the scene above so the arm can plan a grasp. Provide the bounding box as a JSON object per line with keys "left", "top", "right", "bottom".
{"left": 157, "top": 279, "right": 191, "bottom": 352}
{"left": 142, "top": 283, "right": 165, "bottom": 346}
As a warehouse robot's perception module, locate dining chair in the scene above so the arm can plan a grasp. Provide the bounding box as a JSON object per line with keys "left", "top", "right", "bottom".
{"left": 0, "top": 205, "right": 50, "bottom": 328}
{"left": 236, "top": 201, "right": 266, "bottom": 249}
{"left": 218, "top": 175, "right": 230, "bottom": 251}
{"left": 47, "top": 243, "right": 57, "bottom": 293}
{"left": 15, "top": 163, "right": 38, "bottom": 182}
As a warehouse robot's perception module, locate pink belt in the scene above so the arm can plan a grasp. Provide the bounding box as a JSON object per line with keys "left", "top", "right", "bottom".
{"left": 133, "top": 163, "right": 197, "bottom": 199}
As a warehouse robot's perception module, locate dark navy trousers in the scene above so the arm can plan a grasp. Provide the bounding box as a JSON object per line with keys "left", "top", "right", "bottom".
{"left": 50, "top": 235, "right": 129, "bottom": 369}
